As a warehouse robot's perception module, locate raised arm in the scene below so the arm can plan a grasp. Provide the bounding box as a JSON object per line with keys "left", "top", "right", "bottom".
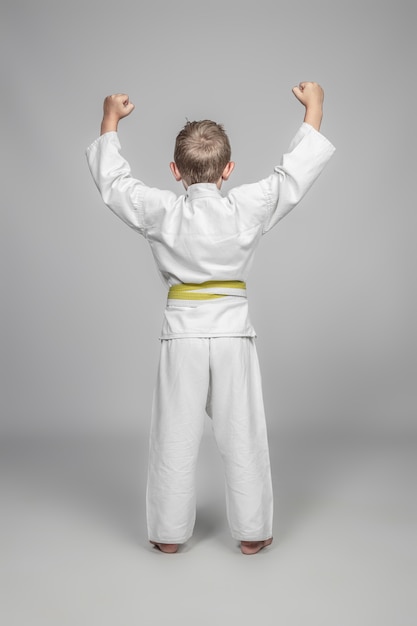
{"left": 260, "top": 83, "right": 335, "bottom": 233}
{"left": 86, "top": 93, "right": 147, "bottom": 233}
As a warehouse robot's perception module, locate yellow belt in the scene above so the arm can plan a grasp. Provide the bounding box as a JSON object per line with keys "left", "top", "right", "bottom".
{"left": 168, "top": 280, "right": 247, "bottom": 301}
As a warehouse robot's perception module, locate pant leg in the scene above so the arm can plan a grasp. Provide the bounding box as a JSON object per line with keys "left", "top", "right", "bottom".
{"left": 207, "top": 337, "right": 273, "bottom": 541}
{"left": 146, "top": 338, "right": 210, "bottom": 543}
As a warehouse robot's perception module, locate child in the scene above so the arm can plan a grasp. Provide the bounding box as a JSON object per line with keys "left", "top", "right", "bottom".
{"left": 86, "top": 82, "right": 335, "bottom": 555}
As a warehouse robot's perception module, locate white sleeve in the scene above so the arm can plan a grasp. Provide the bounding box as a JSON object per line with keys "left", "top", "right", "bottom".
{"left": 261, "top": 123, "right": 336, "bottom": 234}
{"left": 86, "top": 132, "right": 148, "bottom": 234}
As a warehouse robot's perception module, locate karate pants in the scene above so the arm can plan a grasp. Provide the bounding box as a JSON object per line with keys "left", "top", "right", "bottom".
{"left": 146, "top": 337, "right": 273, "bottom": 543}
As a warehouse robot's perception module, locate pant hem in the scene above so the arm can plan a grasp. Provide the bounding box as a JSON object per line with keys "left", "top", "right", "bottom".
{"left": 149, "top": 536, "right": 191, "bottom": 544}
{"left": 232, "top": 534, "right": 273, "bottom": 542}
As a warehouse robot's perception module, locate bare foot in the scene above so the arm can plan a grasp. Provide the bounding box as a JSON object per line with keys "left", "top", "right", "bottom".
{"left": 150, "top": 541, "right": 179, "bottom": 554}
{"left": 240, "top": 537, "right": 273, "bottom": 555}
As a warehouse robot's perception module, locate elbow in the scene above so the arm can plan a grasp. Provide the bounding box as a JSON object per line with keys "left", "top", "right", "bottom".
{"left": 99, "top": 172, "right": 131, "bottom": 204}
{"left": 273, "top": 166, "right": 306, "bottom": 205}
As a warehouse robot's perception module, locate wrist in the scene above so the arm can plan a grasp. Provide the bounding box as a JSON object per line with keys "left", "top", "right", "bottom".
{"left": 303, "top": 106, "right": 323, "bottom": 132}
{"left": 100, "top": 115, "right": 120, "bottom": 135}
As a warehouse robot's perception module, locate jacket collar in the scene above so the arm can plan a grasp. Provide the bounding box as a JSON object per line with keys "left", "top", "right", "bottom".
{"left": 185, "top": 183, "right": 223, "bottom": 200}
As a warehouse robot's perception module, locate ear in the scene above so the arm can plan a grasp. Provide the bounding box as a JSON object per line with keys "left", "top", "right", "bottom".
{"left": 222, "top": 161, "right": 235, "bottom": 181}
{"left": 170, "top": 162, "right": 182, "bottom": 181}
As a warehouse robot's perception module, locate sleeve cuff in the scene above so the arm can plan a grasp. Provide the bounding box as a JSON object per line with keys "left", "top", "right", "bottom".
{"left": 85, "top": 131, "right": 120, "bottom": 155}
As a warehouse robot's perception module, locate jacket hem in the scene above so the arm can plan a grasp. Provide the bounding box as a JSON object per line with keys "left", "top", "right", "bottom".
{"left": 158, "top": 331, "right": 257, "bottom": 340}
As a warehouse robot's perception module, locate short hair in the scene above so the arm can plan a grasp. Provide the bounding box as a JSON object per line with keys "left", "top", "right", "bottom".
{"left": 174, "top": 120, "right": 231, "bottom": 185}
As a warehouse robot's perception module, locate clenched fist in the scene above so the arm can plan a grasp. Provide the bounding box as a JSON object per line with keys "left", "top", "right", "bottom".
{"left": 292, "top": 82, "right": 324, "bottom": 108}
{"left": 100, "top": 93, "right": 135, "bottom": 135}
{"left": 292, "top": 82, "right": 324, "bottom": 131}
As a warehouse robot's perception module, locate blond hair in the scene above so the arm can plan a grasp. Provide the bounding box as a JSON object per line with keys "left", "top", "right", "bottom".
{"left": 174, "top": 120, "right": 231, "bottom": 185}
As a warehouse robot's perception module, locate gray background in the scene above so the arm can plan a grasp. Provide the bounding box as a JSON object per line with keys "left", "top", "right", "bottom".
{"left": 1, "top": 0, "right": 416, "bottom": 624}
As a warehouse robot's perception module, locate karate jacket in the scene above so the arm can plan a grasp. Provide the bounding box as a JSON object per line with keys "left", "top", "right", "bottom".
{"left": 86, "top": 122, "right": 335, "bottom": 339}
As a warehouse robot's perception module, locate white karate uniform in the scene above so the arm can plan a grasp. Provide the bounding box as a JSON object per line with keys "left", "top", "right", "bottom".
{"left": 86, "top": 123, "right": 335, "bottom": 543}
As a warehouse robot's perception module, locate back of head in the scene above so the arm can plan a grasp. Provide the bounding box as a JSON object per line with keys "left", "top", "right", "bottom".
{"left": 174, "top": 120, "right": 231, "bottom": 186}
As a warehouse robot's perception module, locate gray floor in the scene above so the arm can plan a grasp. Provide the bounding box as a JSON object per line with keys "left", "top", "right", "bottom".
{"left": 1, "top": 421, "right": 415, "bottom": 626}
